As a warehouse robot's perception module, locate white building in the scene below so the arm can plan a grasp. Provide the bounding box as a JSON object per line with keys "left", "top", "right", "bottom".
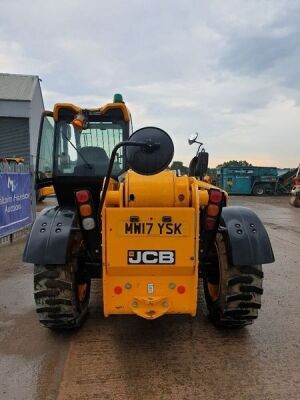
{"left": 0, "top": 73, "right": 44, "bottom": 167}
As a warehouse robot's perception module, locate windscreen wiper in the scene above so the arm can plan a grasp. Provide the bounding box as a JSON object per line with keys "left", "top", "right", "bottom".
{"left": 62, "top": 134, "right": 92, "bottom": 169}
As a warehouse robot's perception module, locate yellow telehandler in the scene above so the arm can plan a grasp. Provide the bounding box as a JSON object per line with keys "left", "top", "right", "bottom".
{"left": 24, "top": 95, "right": 274, "bottom": 329}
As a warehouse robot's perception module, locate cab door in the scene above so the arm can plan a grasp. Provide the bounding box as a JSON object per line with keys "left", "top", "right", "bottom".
{"left": 36, "top": 111, "right": 54, "bottom": 189}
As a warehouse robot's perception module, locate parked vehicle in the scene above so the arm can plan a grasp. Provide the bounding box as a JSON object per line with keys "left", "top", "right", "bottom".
{"left": 217, "top": 166, "right": 290, "bottom": 195}
{"left": 36, "top": 185, "right": 55, "bottom": 202}
{"left": 23, "top": 95, "right": 274, "bottom": 330}
{"left": 290, "top": 164, "right": 300, "bottom": 207}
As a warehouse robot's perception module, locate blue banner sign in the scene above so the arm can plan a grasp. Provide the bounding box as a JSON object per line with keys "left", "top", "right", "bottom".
{"left": 0, "top": 173, "right": 32, "bottom": 237}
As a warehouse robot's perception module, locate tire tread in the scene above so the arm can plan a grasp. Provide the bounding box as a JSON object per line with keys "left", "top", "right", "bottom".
{"left": 33, "top": 263, "right": 90, "bottom": 330}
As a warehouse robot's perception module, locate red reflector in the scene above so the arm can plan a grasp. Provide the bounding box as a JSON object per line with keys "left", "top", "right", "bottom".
{"left": 205, "top": 217, "right": 216, "bottom": 231}
{"left": 210, "top": 190, "right": 223, "bottom": 204}
{"left": 76, "top": 190, "right": 90, "bottom": 204}
{"left": 177, "top": 285, "right": 186, "bottom": 294}
{"left": 114, "top": 286, "right": 122, "bottom": 295}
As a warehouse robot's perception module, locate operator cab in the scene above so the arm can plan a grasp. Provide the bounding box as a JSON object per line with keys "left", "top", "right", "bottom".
{"left": 36, "top": 95, "right": 131, "bottom": 206}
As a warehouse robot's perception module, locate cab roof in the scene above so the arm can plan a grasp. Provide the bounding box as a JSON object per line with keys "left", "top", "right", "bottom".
{"left": 53, "top": 101, "right": 130, "bottom": 122}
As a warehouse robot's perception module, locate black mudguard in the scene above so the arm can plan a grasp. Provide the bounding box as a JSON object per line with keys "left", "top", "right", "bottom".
{"left": 23, "top": 206, "right": 77, "bottom": 265}
{"left": 220, "top": 206, "right": 274, "bottom": 266}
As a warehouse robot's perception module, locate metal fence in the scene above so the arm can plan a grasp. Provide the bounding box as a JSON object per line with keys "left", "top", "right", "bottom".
{"left": 0, "top": 161, "right": 30, "bottom": 173}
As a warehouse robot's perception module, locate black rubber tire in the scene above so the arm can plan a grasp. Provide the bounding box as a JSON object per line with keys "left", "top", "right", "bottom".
{"left": 34, "top": 261, "right": 91, "bottom": 330}
{"left": 289, "top": 195, "right": 300, "bottom": 208}
{"left": 252, "top": 185, "right": 265, "bottom": 196}
{"left": 203, "top": 232, "right": 263, "bottom": 327}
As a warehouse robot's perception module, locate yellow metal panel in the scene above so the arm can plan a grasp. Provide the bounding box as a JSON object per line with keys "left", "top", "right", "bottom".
{"left": 100, "top": 102, "right": 130, "bottom": 121}
{"left": 174, "top": 175, "right": 190, "bottom": 207}
{"left": 103, "top": 275, "right": 198, "bottom": 318}
{"left": 53, "top": 103, "right": 81, "bottom": 121}
{"left": 53, "top": 102, "right": 130, "bottom": 122}
{"left": 104, "top": 207, "right": 195, "bottom": 275}
{"left": 102, "top": 206, "right": 199, "bottom": 317}
{"left": 125, "top": 170, "right": 176, "bottom": 207}
{"left": 189, "top": 177, "right": 228, "bottom": 205}
{"left": 102, "top": 169, "right": 201, "bottom": 319}
{"left": 198, "top": 189, "right": 209, "bottom": 206}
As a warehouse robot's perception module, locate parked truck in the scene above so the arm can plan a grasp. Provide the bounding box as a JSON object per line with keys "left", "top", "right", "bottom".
{"left": 217, "top": 166, "right": 292, "bottom": 195}
{"left": 289, "top": 164, "right": 300, "bottom": 207}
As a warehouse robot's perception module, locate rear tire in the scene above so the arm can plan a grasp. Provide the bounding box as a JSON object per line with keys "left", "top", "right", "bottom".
{"left": 203, "top": 232, "right": 263, "bottom": 327}
{"left": 252, "top": 184, "right": 265, "bottom": 196}
{"left": 289, "top": 194, "right": 300, "bottom": 207}
{"left": 34, "top": 261, "right": 91, "bottom": 330}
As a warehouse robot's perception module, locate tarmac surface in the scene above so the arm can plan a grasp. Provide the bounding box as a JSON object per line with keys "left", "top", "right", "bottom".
{"left": 0, "top": 196, "right": 299, "bottom": 400}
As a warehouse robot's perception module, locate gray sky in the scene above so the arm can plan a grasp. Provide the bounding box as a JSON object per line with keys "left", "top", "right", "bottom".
{"left": 1, "top": 0, "right": 299, "bottom": 167}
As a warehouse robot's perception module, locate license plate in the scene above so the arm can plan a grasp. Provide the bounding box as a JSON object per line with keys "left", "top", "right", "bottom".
{"left": 121, "top": 221, "right": 186, "bottom": 236}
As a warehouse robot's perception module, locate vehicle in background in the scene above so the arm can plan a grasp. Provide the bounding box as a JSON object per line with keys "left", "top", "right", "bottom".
{"left": 36, "top": 185, "right": 55, "bottom": 202}
{"left": 289, "top": 164, "right": 300, "bottom": 207}
{"left": 217, "top": 166, "right": 294, "bottom": 195}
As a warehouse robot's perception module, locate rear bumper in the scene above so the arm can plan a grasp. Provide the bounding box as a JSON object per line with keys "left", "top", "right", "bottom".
{"left": 103, "top": 275, "right": 198, "bottom": 319}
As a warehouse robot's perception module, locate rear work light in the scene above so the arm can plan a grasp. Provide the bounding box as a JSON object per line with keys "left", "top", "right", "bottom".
{"left": 82, "top": 217, "right": 95, "bottom": 230}
{"left": 72, "top": 112, "right": 88, "bottom": 130}
{"left": 76, "top": 190, "right": 90, "bottom": 204}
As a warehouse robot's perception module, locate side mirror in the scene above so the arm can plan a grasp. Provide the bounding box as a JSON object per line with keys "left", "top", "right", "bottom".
{"left": 188, "top": 149, "right": 209, "bottom": 178}
{"left": 196, "top": 149, "right": 209, "bottom": 178}
{"left": 126, "top": 127, "right": 174, "bottom": 175}
{"left": 188, "top": 132, "right": 199, "bottom": 145}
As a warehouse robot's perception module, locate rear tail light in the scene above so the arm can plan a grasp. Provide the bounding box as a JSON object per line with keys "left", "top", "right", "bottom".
{"left": 177, "top": 285, "right": 186, "bottom": 294}
{"left": 76, "top": 190, "right": 90, "bottom": 204}
{"left": 203, "top": 190, "right": 224, "bottom": 231}
{"left": 114, "top": 286, "right": 123, "bottom": 295}
{"left": 75, "top": 190, "right": 96, "bottom": 230}
{"left": 209, "top": 190, "right": 223, "bottom": 204}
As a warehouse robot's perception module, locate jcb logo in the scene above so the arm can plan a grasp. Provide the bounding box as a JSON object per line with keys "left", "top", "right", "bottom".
{"left": 128, "top": 250, "right": 175, "bottom": 265}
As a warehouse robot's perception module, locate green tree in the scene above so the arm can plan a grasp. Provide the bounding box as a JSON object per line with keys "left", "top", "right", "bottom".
{"left": 217, "top": 160, "right": 253, "bottom": 168}
{"left": 170, "top": 161, "right": 189, "bottom": 175}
